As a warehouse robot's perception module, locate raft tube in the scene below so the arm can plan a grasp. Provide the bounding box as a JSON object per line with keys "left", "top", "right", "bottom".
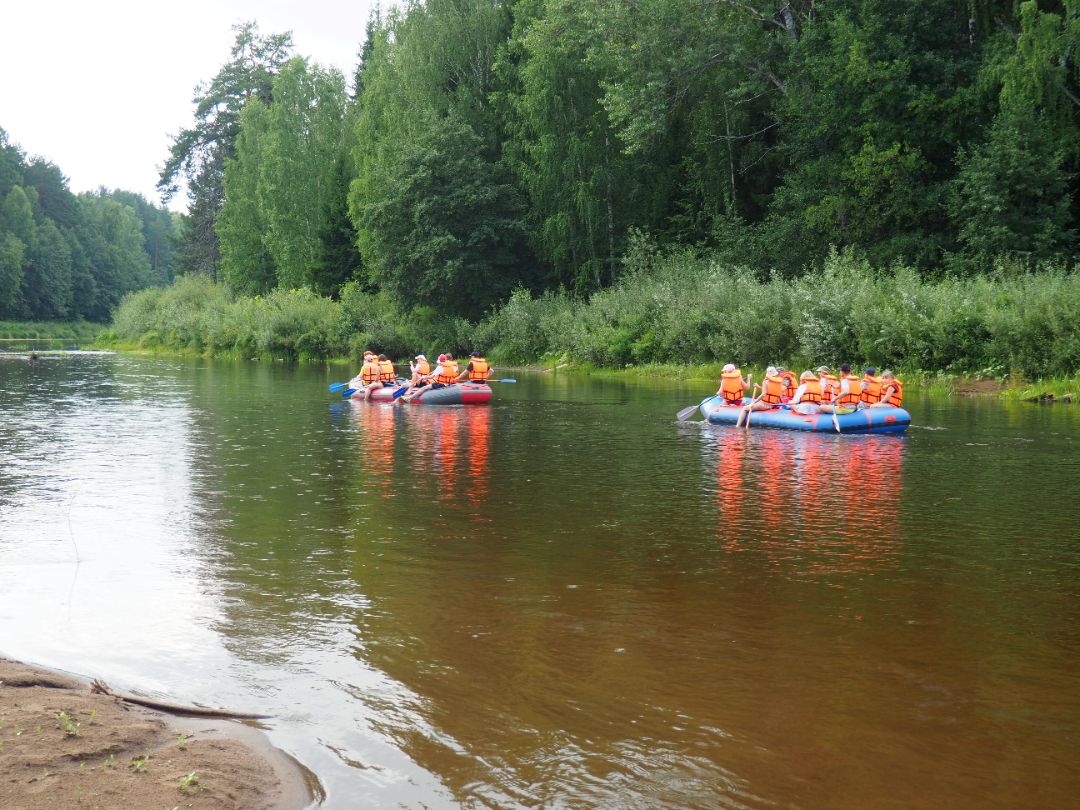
{"left": 350, "top": 382, "right": 492, "bottom": 405}
{"left": 699, "top": 395, "right": 910, "bottom": 434}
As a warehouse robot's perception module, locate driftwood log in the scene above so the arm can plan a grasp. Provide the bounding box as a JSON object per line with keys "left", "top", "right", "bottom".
{"left": 90, "top": 679, "right": 272, "bottom": 720}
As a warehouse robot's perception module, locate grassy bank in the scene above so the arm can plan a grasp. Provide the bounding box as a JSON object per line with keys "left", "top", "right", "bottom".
{"left": 104, "top": 248, "right": 1078, "bottom": 392}
{"left": 0, "top": 319, "right": 104, "bottom": 344}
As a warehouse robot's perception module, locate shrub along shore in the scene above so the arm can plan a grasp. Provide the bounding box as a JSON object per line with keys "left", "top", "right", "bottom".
{"left": 99, "top": 248, "right": 1079, "bottom": 400}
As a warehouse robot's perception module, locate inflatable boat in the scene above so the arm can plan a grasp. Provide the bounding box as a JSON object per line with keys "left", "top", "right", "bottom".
{"left": 699, "top": 396, "right": 910, "bottom": 434}
{"left": 349, "top": 381, "right": 492, "bottom": 405}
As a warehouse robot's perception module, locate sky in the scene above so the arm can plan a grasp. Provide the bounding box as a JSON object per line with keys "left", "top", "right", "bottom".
{"left": 1, "top": 1, "right": 381, "bottom": 211}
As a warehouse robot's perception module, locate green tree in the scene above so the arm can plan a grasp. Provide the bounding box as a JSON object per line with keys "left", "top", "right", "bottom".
{"left": 0, "top": 128, "right": 25, "bottom": 198}
{"left": 218, "top": 101, "right": 276, "bottom": 295}
{"left": 158, "top": 21, "right": 293, "bottom": 279}
{"left": 1, "top": 185, "right": 35, "bottom": 245}
{"left": 353, "top": 110, "right": 528, "bottom": 318}
{"left": 23, "top": 219, "right": 73, "bottom": 319}
{"left": 259, "top": 58, "right": 349, "bottom": 292}
{"left": 0, "top": 233, "right": 24, "bottom": 316}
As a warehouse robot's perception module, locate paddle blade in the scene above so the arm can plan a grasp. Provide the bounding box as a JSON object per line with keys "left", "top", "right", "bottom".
{"left": 491, "top": 378, "right": 517, "bottom": 383}
{"left": 328, "top": 382, "right": 347, "bottom": 393}
{"left": 341, "top": 388, "right": 357, "bottom": 398}
{"left": 832, "top": 411, "right": 841, "bottom": 433}
{"left": 392, "top": 385, "right": 410, "bottom": 400}
{"left": 676, "top": 404, "right": 699, "bottom": 421}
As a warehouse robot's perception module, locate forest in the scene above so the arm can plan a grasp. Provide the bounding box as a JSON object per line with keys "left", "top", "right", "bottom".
{"left": 11, "top": 2, "right": 1080, "bottom": 374}
{"left": 0, "top": 129, "right": 177, "bottom": 322}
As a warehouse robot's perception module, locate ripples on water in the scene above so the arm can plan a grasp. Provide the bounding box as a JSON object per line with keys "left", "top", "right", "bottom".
{"left": 1, "top": 356, "right": 1078, "bottom": 809}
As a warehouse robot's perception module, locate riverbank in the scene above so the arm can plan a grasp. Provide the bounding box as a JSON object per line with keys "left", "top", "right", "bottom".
{"left": 0, "top": 658, "right": 313, "bottom": 810}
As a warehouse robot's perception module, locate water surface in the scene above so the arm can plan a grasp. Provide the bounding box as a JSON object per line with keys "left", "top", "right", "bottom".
{"left": 1, "top": 354, "right": 1077, "bottom": 808}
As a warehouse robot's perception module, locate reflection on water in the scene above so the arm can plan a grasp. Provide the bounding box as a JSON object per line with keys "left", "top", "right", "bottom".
{"left": 1, "top": 356, "right": 1078, "bottom": 809}
{"left": 705, "top": 430, "right": 905, "bottom": 575}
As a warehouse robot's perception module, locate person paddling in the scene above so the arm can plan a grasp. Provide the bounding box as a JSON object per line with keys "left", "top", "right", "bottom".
{"left": 403, "top": 353, "right": 458, "bottom": 402}
{"left": 788, "top": 370, "right": 824, "bottom": 413}
{"left": 830, "top": 363, "right": 862, "bottom": 410}
{"left": 715, "top": 363, "right": 751, "bottom": 407}
{"left": 456, "top": 351, "right": 492, "bottom": 383}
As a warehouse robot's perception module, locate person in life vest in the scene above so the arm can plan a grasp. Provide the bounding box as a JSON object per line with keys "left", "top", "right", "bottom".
{"left": 859, "top": 366, "right": 883, "bottom": 406}
{"left": 816, "top": 365, "right": 840, "bottom": 413}
{"left": 395, "top": 353, "right": 431, "bottom": 402}
{"left": 410, "top": 353, "right": 431, "bottom": 384}
{"left": 349, "top": 351, "right": 375, "bottom": 389}
{"left": 776, "top": 367, "right": 798, "bottom": 401}
{"left": 747, "top": 366, "right": 786, "bottom": 411}
{"left": 356, "top": 352, "right": 382, "bottom": 399}
{"left": 456, "top": 351, "right": 492, "bottom": 383}
{"left": 403, "top": 353, "right": 458, "bottom": 401}
{"left": 788, "top": 370, "right": 824, "bottom": 413}
{"left": 831, "top": 363, "right": 863, "bottom": 409}
{"left": 714, "top": 363, "right": 751, "bottom": 406}
{"left": 361, "top": 353, "right": 395, "bottom": 401}
{"left": 870, "top": 370, "right": 904, "bottom": 408}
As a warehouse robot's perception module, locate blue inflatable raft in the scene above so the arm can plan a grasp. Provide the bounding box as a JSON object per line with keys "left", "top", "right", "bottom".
{"left": 699, "top": 396, "right": 910, "bottom": 434}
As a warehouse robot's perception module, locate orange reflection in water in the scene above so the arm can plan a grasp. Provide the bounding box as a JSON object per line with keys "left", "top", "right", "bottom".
{"left": 712, "top": 429, "right": 748, "bottom": 552}
{"left": 463, "top": 406, "right": 491, "bottom": 505}
{"left": 350, "top": 402, "right": 397, "bottom": 499}
{"left": 706, "top": 428, "right": 905, "bottom": 575}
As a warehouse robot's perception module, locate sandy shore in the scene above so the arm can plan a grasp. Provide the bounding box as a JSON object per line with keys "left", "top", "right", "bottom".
{"left": 0, "top": 658, "right": 316, "bottom": 810}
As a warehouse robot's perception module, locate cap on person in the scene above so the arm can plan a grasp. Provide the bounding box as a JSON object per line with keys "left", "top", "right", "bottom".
{"left": 800, "top": 370, "right": 815, "bottom": 380}
{"left": 840, "top": 363, "right": 851, "bottom": 373}
{"left": 766, "top": 366, "right": 778, "bottom": 376}
{"left": 470, "top": 351, "right": 481, "bottom": 357}
{"left": 437, "top": 354, "right": 447, "bottom": 362}
{"left": 722, "top": 363, "right": 736, "bottom": 372}
{"left": 816, "top": 365, "right": 830, "bottom": 373}
{"left": 415, "top": 354, "right": 426, "bottom": 360}
{"left": 865, "top": 366, "right": 876, "bottom": 375}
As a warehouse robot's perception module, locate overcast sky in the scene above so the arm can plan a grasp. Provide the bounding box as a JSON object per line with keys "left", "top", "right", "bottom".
{"left": 1, "top": 1, "right": 380, "bottom": 211}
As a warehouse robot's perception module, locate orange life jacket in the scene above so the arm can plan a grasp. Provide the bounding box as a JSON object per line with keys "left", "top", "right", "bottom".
{"left": 719, "top": 369, "right": 745, "bottom": 405}
{"left": 820, "top": 373, "right": 839, "bottom": 400}
{"left": 414, "top": 360, "right": 430, "bottom": 376}
{"left": 435, "top": 361, "right": 458, "bottom": 385}
{"left": 837, "top": 374, "right": 862, "bottom": 406}
{"left": 799, "top": 378, "right": 823, "bottom": 403}
{"left": 761, "top": 374, "right": 785, "bottom": 405}
{"left": 360, "top": 360, "right": 380, "bottom": 384}
{"left": 882, "top": 379, "right": 904, "bottom": 407}
{"left": 378, "top": 359, "right": 396, "bottom": 383}
{"left": 468, "top": 357, "right": 491, "bottom": 382}
{"left": 780, "top": 371, "right": 797, "bottom": 397}
{"left": 860, "top": 375, "right": 883, "bottom": 405}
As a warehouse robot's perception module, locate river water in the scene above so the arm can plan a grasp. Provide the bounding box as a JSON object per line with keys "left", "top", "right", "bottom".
{"left": 1, "top": 354, "right": 1077, "bottom": 809}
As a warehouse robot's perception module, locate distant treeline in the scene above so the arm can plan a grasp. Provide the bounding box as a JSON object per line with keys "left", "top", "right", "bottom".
{"left": 108, "top": 248, "right": 1080, "bottom": 380}
{"left": 160, "top": 2, "right": 1078, "bottom": 322}
{"left": 0, "top": 129, "right": 178, "bottom": 321}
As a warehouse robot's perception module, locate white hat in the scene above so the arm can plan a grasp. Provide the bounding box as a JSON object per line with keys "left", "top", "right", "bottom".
{"left": 766, "top": 366, "right": 777, "bottom": 376}
{"left": 415, "top": 354, "right": 426, "bottom": 360}
{"left": 722, "top": 363, "right": 736, "bottom": 372}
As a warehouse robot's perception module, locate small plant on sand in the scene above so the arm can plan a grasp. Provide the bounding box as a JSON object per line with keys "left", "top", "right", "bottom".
{"left": 178, "top": 732, "right": 190, "bottom": 750}
{"left": 178, "top": 771, "right": 202, "bottom": 792}
{"left": 103, "top": 754, "right": 116, "bottom": 769}
{"left": 55, "top": 711, "right": 80, "bottom": 737}
{"left": 130, "top": 753, "right": 150, "bottom": 772}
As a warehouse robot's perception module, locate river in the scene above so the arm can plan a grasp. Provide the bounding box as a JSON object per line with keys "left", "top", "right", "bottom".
{"left": 1, "top": 353, "right": 1077, "bottom": 808}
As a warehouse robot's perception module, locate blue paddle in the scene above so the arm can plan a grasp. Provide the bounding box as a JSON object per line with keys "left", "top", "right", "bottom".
{"left": 488, "top": 378, "right": 517, "bottom": 383}
{"left": 328, "top": 382, "right": 349, "bottom": 393}
{"left": 341, "top": 388, "right": 357, "bottom": 398}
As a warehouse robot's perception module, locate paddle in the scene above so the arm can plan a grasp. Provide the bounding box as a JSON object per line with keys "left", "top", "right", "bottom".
{"left": 676, "top": 396, "right": 711, "bottom": 422}
{"left": 392, "top": 384, "right": 411, "bottom": 400}
{"left": 831, "top": 402, "right": 841, "bottom": 433}
{"left": 487, "top": 378, "right": 517, "bottom": 383}
{"left": 328, "top": 382, "right": 349, "bottom": 393}
{"left": 341, "top": 387, "right": 357, "bottom": 398}
{"left": 735, "top": 384, "right": 762, "bottom": 429}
